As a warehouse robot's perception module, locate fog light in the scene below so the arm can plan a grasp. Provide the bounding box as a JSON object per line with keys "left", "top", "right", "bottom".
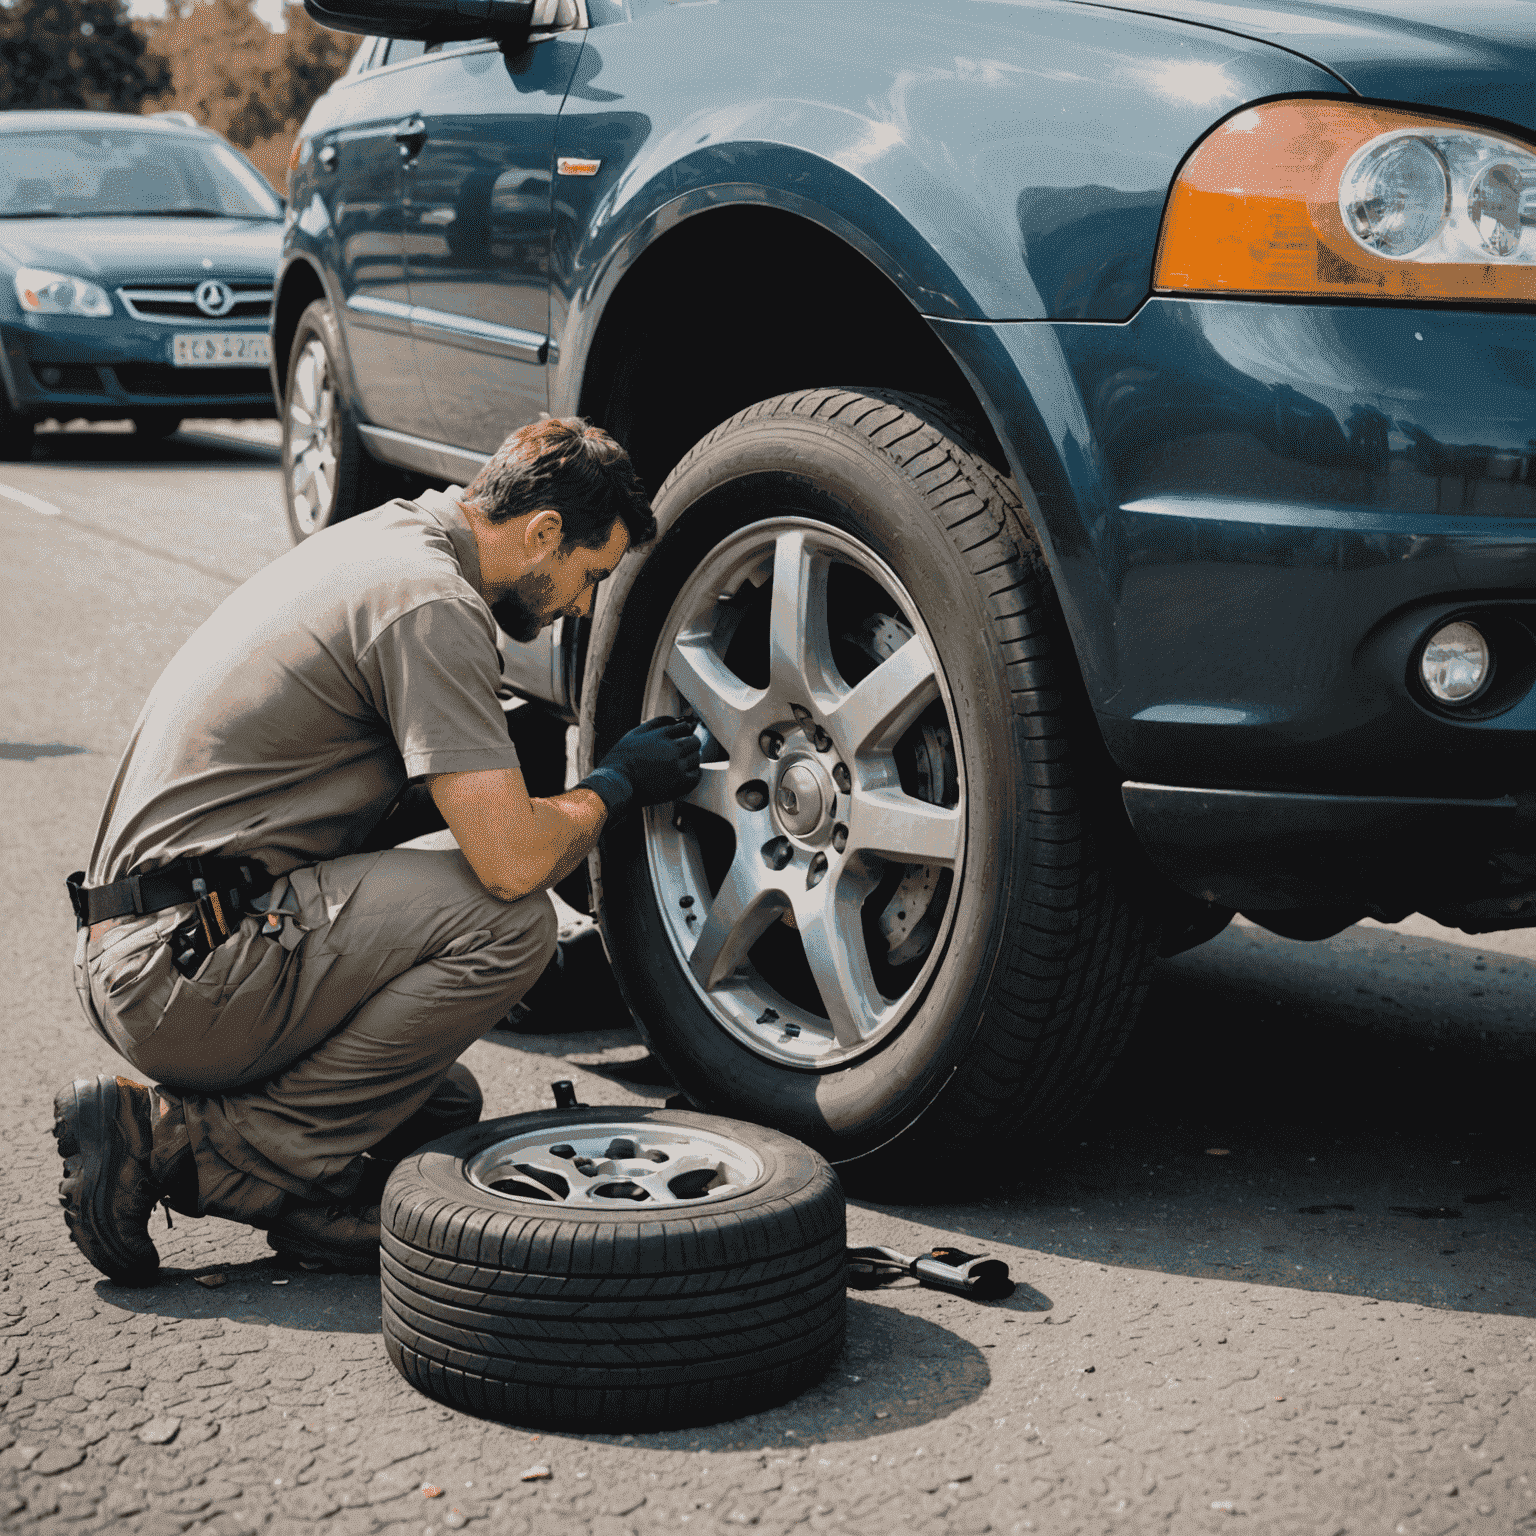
{"left": 1420, "top": 621, "right": 1491, "bottom": 704}
{"left": 38, "top": 365, "right": 62, "bottom": 387}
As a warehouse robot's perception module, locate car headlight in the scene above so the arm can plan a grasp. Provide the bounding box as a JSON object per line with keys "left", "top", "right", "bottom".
{"left": 14, "top": 267, "right": 113, "bottom": 318}
{"left": 1154, "top": 100, "right": 1536, "bottom": 302}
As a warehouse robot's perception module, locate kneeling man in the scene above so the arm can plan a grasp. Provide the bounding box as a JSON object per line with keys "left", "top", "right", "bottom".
{"left": 57, "top": 418, "right": 700, "bottom": 1282}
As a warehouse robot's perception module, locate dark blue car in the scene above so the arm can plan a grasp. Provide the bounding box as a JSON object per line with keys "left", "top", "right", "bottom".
{"left": 0, "top": 111, "right": 282, "bottom": 455}
{"left": 274, "top": 0, "right": 1536, "bottom": 1164}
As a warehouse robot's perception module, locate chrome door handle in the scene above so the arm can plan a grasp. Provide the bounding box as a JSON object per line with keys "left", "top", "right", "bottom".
{"left": 394, "top": 117, "right": 428, "bottom": 159}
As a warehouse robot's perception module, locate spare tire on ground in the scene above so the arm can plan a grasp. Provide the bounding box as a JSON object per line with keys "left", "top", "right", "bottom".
{"left": 379, "top": 1106, "right": 847, "bottom": 1430}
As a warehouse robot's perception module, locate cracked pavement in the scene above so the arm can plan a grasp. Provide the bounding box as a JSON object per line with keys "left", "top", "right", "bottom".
{"left": 2, "top": 422, "right": 1532, "bottom": 1535}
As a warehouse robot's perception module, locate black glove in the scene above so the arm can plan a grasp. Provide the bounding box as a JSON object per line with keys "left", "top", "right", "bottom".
{"left": 579, "top": 716, "right": 702, "bottom": 821}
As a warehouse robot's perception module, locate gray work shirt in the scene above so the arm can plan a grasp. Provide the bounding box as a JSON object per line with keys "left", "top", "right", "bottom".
{"left": 87, "top": 488, "right": 519, "bottom": 885}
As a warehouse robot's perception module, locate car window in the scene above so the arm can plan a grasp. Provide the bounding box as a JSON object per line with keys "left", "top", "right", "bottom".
{"left": 424, "top": 37, "right": 491, "bottom": 54}
{"left": 0, "top": 130, "right": 283, "bottom": 220}
{"left": 381, "top": 39, "right": 427, "bottom": 64}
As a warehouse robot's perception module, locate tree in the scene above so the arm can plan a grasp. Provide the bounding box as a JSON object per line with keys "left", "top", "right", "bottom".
{"left": 146, "top": 0, "right": 357, "bottom": 188}
{"left": 0, "top": 0, "right": 170, "bottom": 112}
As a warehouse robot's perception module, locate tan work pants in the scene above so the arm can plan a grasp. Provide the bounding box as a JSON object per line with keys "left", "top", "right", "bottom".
{"left": 73, "top": 849, "right": 557, "bottom": 1225}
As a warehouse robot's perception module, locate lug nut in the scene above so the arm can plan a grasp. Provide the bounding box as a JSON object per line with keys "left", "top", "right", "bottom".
{"left": 811, "top": 726, "right": 832, "bottom": 753}
{"left": 789, "top": 703, "right": 812, "bottom": 723}
{"left": 806, "top": 852, "right": 828, "bottom": 889}
{"left": 832, "top": 823, "right": 848, "bottom": 854}
{"left": 761, "top": 836, "right": 792, "bottom": 871}
{"left": 759, "top": 730, "right": 784, "bottom": 760}
{"left": 737, "top": 779, "right": 769, "bottom": 811}
{"left": 832, "top": 762, "right": 852, "bottom": 793}
{"left": 679, "top": 895, "right": 694, "bottom": 908}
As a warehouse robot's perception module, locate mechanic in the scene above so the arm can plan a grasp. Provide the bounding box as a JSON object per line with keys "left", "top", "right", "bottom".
{"left": 54, "top": 417, "right": 702, "bottom": 1285}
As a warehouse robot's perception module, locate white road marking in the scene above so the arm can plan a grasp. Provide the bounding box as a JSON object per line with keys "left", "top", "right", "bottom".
{"left": 0, "top": 481, "right": 61, "bottom": 517}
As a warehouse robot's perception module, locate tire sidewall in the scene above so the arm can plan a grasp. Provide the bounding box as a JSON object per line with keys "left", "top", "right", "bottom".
{"left": 587, "top": 406, "right": 1028, "bottom": 1161}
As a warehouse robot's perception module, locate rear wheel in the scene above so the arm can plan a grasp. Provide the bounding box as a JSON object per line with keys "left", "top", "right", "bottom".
{"left": 584, "top": 389, "right": 1157, "bottom": 1174}
{"left": 281, "top": 299, "right": 392, "bottom": 543}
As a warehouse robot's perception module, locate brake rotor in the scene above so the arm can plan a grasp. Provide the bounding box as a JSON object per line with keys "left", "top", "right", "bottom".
{"left": 845, "top": 614, "right": 957, "bottom": 965}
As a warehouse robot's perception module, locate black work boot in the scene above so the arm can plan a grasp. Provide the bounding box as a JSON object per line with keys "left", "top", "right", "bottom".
{"left": 267, "top": 1201, "right": 381, "bottom": 1274}
{"left": 53, "top": 1075, "right": 167, "bottom": 1286}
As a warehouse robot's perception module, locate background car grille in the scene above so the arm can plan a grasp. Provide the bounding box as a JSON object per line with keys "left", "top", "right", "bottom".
{"left": 113, "top": 364, "right": 272, "bottom": 397}
{"left": 117, "top": 283, "right": 273, "bottom": 322}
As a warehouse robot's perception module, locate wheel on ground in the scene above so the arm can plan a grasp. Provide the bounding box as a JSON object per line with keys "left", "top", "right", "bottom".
{"left": 0, "top": 391, "right": 34, "bottom": 460}
{"left": 280, "top": 299, "right": 392, "bottom": 543}
{"left": 583, "top": 388, "right": 1157, "bottom": 1174}
{"left": 132, "top": 413, "right": 182, "bottom": 440}
{"left": 380, "top": 1107, "right": 845, "bottom": 1429}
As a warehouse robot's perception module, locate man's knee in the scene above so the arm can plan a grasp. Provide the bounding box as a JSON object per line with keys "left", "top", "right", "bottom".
{"left": 489, "top": 888, "right": 559, "bottom": 977}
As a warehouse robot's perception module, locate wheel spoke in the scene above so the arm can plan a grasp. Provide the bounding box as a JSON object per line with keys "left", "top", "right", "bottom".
{"left": 825, "top": 635, "right": 938, "bottom": 758}
{"left": 295, "top": 345, "right": 320, "bottom": 413}
{"left": 767, "top": 528, "right": 833, "bottom": 704}
{"left": 850, "top": 785, "right": 962, "bottom": 867}
{"left": 796, "top": 877, "right": 886, "bottom": 1048}
{"left": 680, "top": 760, "right": 735, "bottom": 822}
{"left": 666, "top": 632, "right": 762, "bottom": 750}
{"left": 687, "top": 855, "right": 783, "bottom": 990}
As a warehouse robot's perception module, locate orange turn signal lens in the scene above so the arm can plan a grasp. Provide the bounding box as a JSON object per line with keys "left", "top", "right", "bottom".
{"left": 1154, "top": 99, "right": 1536, "bottom": 303}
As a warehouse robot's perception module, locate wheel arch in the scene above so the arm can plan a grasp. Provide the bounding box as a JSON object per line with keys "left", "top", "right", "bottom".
{"left": 567, "top": 202, "right": 1099, "bottom": 713}
{"left": 269, "top": 255, "right": 336, "bottom": 407}
{"left": 566, "top": 200, "right": 1001, "bottom": 481}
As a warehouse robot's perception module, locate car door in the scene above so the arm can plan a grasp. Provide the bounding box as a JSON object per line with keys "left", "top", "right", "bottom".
{"left": 401, "top": 31, "right": 587, "bottom": 454}
{"left": 321, "top": 38, "right": 438, "bottom": 432}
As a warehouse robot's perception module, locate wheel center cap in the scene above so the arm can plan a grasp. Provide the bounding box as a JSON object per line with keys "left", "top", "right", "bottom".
{"left": 775, "top": 761, "right": 826, "bottom": 838}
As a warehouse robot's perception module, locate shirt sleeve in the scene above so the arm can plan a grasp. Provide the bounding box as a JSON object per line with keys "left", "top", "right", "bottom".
{"left": 358, "top": 598, "right": 522, "bottom": 779}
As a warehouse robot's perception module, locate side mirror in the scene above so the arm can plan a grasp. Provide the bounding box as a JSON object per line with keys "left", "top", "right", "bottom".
{"left": 302, "top": 0, "right": 534, "bottom": 41}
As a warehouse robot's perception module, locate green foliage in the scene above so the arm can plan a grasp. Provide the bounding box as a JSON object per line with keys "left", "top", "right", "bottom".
{"left": 0, "top": 0, "right": 172, "bottom": 111}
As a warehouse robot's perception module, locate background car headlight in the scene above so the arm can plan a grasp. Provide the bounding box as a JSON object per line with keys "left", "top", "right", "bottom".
{"left": 1420, "top": 621, "right": 1492, "bottom": 705}
{"left": 1154, "top": 100, "right": 1536, "bottom": 302}
{"left": 13, "top": 267, "right": 113, "bottom": 318}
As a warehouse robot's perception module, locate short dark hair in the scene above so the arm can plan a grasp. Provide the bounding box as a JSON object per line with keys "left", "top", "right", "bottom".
{"left": 463, "top": 418, "right": 656, "bottom": 552}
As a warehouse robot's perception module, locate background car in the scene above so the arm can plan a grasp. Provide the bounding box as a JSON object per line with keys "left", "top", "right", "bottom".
{"left": 0, "top": 110, "right": 282, "bottom": 455}
{"left": 273, "top": 0, "right": 1536, "bottom": 1175}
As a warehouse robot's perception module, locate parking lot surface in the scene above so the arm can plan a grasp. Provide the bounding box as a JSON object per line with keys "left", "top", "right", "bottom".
{"left": 2, "top": 424, "right": 1533, "bottom": 1536}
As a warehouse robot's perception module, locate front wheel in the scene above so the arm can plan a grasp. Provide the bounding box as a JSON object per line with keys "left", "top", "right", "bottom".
{"left": 584, "top": 389, "right": 1158, "bottom": 1174}
{"left": 132, "top": 413, "right": 181, "bottom": 440}
{"left": 280, "top": 299, "right": 391, "bottom": 543}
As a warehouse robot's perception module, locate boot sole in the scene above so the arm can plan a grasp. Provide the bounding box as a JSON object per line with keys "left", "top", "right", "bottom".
{"left": 265, "top": 1234, "right": 379, "bottom": 1275}
{"left": 53, "top": 1076, "right": 159, "bottom": 1287}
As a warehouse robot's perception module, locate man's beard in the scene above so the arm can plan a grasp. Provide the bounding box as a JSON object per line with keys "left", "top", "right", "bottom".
{"left": 490, "top": 571, "right": 557, "bottom": 644}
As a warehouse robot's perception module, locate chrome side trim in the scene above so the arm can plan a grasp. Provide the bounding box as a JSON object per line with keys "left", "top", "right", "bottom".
{"left": 409, "top": 305, "right": 547, "bottom": 363}
{"left": 345, "top": 293, "right": 414, "bottom": 331}
{"left": 357, "top": 422, "right": 489, "bottom": 483}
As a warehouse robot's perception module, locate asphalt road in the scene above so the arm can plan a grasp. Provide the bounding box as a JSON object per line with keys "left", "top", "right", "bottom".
{"left": 2, "top": 422, "right": 1533, "bottom": 1536}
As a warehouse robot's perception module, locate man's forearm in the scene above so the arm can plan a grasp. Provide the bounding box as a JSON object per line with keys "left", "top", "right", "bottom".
{"left": 525, "top": 787, "right": 608, "bottom": 894}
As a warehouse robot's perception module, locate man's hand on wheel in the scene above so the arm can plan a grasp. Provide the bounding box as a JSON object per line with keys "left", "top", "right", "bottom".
{"left": 580, "top": 716, "right": 703, "bottom": 820}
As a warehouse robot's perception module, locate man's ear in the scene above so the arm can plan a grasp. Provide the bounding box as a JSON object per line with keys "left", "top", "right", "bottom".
{"left": 523, "top": 509, "right": 564, "bottom": 561}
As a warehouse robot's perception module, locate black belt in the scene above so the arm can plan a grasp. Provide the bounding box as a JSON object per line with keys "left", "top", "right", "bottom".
{"left": 66, "top": 856, "right": 273, "bottom": 931}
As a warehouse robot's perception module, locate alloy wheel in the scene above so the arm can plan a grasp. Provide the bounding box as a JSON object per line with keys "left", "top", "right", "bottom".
{"left": 465, "top": 1120, "right": 764, "bottom": 1206}
{"left": 286, "top": 336, "right": 340, "bottom": 536}
{"left": 641, "top": 518, "right": 966, "bottom": 1069}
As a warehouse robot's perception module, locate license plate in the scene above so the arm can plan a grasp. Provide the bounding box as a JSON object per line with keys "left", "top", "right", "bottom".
{"left": 171, "top": 332, "right": 271, "bottom": 367}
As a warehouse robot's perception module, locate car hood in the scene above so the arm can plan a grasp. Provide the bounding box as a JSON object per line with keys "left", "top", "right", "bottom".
{"left": 0, "top": 215, "right": 283, "bottom": 286}
{"left": 1074, "top": 0, "right": 1536, "bottom": 135}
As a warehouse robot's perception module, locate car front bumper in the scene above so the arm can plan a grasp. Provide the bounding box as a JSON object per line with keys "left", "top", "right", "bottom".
{"left": 933, "top": 299, "right": 1536, "bottom": 922}
{"left": 1, "top": 314, "right": 275, "bottom": 421}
